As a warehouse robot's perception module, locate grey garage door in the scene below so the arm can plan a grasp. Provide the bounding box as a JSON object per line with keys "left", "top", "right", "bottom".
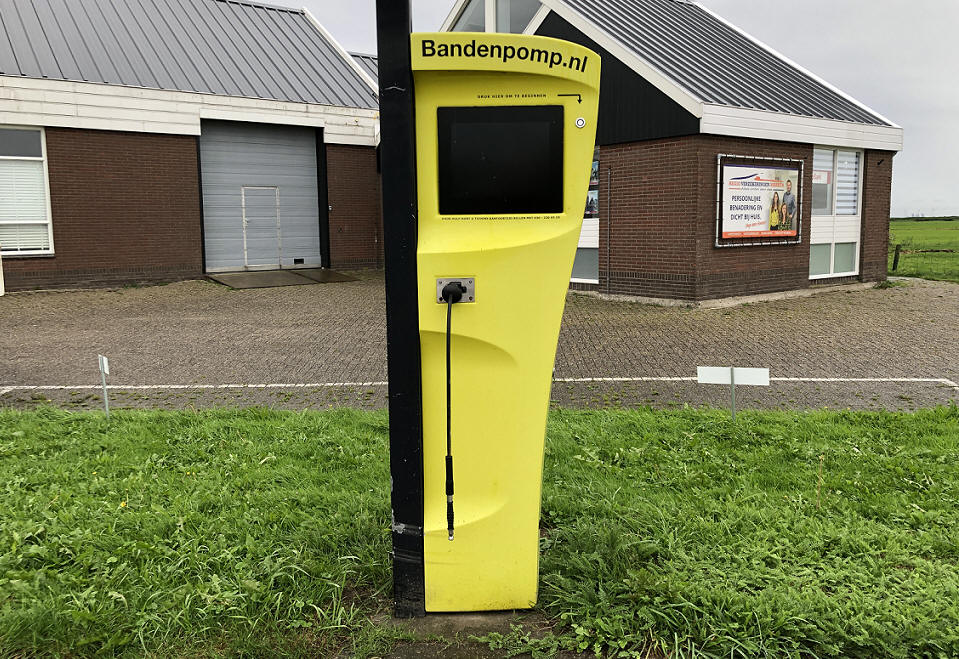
{"left": 200, "top": 121, "right": 322, "bottom": 272}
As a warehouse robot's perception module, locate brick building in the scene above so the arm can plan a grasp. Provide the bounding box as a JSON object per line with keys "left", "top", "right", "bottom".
{"left": 0, "top": 0, "right": 380, "bottom": 291}
{"left": 442, "top": 0, "right": 903, "bottom": 301}
{"left": 2, "top": 0, "right": 903, "bottom": 302}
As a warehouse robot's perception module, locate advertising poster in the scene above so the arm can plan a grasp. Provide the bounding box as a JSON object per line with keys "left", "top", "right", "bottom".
{"left": 585, "top": 189, "right": 599, "bottom": 217}
{"left": 721, "top": 164, "right": 800, "bottom": 238}
{"left": 590, "top": 160, "right": 599, "bottom": 186}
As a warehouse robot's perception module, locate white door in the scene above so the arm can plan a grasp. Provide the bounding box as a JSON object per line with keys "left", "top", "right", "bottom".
{"left": 242, "top": 186, "right": 280, "bottom": 269}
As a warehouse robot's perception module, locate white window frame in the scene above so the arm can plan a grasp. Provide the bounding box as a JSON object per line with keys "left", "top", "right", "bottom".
{"left": 449, "top": 0, "right": 541, "bottom": 34}
{"left": 449, "top": 0, "right": 494, "bottom": 32}
{"left": 809, "top": 146, "right": 863, "bottom": 280}
{"left": 0, "top": 126, "right": 55, "bottom": 257}
{"left": 495, "top": 0, "right": 542, "bottom": 33}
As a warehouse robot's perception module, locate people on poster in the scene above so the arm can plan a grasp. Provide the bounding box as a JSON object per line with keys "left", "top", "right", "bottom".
{"left": 769, "top": 192, "right": 781, "bottom": 230}
{"left": 585, "top": 189, "right": 599, "bottom": 216}
{"left": 590, "top": 161, "right": 599, "bottom": 186}
{"left": 781, "top": 179, "right": 797, "bottom": 231}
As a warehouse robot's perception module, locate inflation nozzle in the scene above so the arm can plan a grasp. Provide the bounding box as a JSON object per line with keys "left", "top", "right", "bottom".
{"left": 447, "top": 493, "right": 455, "bottom": 542}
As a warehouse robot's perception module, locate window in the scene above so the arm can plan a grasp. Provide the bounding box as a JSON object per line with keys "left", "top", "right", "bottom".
{"left": 809, "top": 243, "right": 831, "bottom": 277}
{"left": 0, "top": 127, "right": 53, "bottom": 256}
{"left": 571, "top": 248, "right": 598, "bottom": 281}
{"left": 496, "top": 0, "right": 541, "bottom": 33}
{"left": 437, "top": 106, "right": 564, "bottom": 215}
{"left": 453, "top": 0, "right": 541, "bottom": 33}
{"left": 836, "top": 150, "right": 861, "bottom": 215}
{"left": 809, "top": 147, "right": 861, "bottom": 278}
{"left": 809, "top": 240, "right": 858, "bottom": 277}
{"left": 833, "top": 241, "right": 857, "bottom": 273}
{"left": 452, "top": 0, "right": 485, "bottom": 31}
{"left": 571, "top": 152, "right": 600, "bottom": 283}
{"left": 812, "top": 149, "right": 834, "bottom": 216}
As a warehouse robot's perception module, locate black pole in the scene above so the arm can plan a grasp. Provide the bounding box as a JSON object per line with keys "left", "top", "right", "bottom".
{"left": 375, "top": 0, "right": 426, "bottom": 618}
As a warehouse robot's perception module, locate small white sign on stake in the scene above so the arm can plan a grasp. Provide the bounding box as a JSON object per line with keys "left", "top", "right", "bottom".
{"left": 697, "top": 366, "right": 770, "bottom": 420}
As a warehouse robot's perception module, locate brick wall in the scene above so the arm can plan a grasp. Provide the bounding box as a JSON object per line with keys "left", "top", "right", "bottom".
{"left": 326, "top": 144, "right": 382, "bottom": 269}
{"left": 598, "top": 138, "right": 699, "bottom": 299}
{"left": 3, "top": 127, "right": 202, "bottom": 290}
{"left": 6, "top": 128, "right": 888, "bottom": 296}
{"left": 692, "top": 136, "right": 813, "bottom": 300}
{"left": 861, "top": 150, "right": 895, "bottom": 281}
{"left": 597, "top": 135, "right": 892, "bottom": 301}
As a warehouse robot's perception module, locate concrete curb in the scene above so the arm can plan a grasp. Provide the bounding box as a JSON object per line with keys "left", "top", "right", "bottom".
{"left": 572, "top": 281, "right": 880, "bottom": 309}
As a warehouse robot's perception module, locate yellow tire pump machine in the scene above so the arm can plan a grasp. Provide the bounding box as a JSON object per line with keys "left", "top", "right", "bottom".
{"left": 376, "top": 3, "right": 599, "bottom": 616}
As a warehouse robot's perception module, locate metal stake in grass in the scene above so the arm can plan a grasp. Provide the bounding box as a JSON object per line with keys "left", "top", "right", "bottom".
{"left": 730, "top": 366, "right": 736, "bottom": 421}
{"left": 98, "top": 355, "right": 110, "bottom": 417}
{"left": 817, "top": 454, "right": 824, "bottom": 509}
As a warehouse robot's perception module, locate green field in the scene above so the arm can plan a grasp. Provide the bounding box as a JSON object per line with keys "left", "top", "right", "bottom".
{"left": 2, "top": 407, "right": 958, "bottom": 658}
{"left": 889, "top": 218, "right": 959, "bottom": 283}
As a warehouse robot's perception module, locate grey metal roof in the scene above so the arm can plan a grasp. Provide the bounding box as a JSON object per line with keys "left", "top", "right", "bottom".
{"left": 0, "top": 0, "right": 377, "bottom": 109}
{"left": 557, "top": 0, "right": 890, "bottom": 126}
{"left": 351, "top": 53, "right": 378, "bottom": 83}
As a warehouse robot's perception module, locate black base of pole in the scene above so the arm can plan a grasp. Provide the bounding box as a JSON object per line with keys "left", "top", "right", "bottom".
{"left": 376, "top": 0, "right": 426, "bottom": 618}
{"left": 392, "top": 543, "right": 426, "bottom": 618}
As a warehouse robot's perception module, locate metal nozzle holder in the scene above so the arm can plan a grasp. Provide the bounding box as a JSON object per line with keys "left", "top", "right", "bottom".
{"left": 436, "top": 278, "right": 475, "bottom": 304}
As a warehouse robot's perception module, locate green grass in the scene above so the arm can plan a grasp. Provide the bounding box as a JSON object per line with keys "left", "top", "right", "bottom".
{"left": 540, "top": 408, "right": 959, "bottom": 658}
{"left": 2, "top": 407, "right": 959, "bottom": 657}
{"left": 889, "top": 217, "right": 959, "bottom": 282}
{"left": 0, "top": 409, "right": 403, "bottom": 657}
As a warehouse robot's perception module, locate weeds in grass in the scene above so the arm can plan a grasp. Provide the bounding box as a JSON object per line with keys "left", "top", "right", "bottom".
{"left": 472, "top": 623, "right": 564, "bottom": 658}
{"left": 873, "top": 280, "right": 907, "bottom": 289}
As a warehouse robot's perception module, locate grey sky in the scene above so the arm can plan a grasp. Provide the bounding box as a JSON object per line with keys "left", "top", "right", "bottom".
{"left": 306, "top": 0, "right": 958, "bottom": 217}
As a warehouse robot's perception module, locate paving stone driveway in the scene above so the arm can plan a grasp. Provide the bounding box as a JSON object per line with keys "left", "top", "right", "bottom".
{"left": 1, "top": 273, "right": 956, "bottom": 411}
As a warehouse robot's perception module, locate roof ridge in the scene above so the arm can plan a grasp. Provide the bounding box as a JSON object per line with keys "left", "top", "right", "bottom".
{"left": 209, "top": 0, "right": 303, "bottom": 15}
{"left": 350, "top": 52, "right": 378, "bottom": 58}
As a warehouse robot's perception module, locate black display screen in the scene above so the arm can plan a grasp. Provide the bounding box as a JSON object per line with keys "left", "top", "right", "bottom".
{"left": 438, "top": 106, "right": 564, "bottom": 215}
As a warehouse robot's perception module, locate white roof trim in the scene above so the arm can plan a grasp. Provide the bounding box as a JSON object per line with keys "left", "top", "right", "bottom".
{"left": 701, "top": 104, "right": 904, "bottom": 152}
{"left": 538, "top": 0, "right": 704, "bottom": 118}
{"left": 302, "top": 8, "right": 380, "bottom": 94}
{"left": 693, "top": 2, "right": 900, "bottom": 130}
{"left": 0, "top": 75, "right": 378, "bottom": 145}
{"left": 523, "top": 4, "right": 551, "bottom": 35}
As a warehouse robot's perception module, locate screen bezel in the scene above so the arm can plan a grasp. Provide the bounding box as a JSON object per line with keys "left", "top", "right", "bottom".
{"left": 437, "top": 105, "right": 565, "bottom": 216}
